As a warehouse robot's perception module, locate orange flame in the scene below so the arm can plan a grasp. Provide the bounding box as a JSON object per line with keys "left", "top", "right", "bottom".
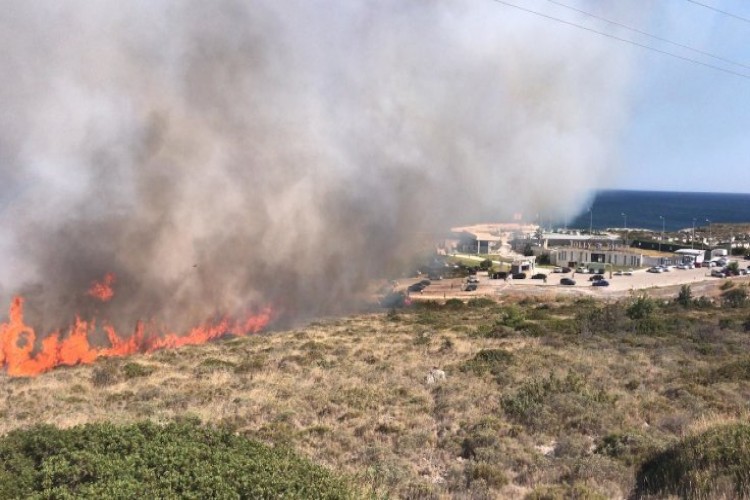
{"left": 88, "top": 273, "right": 116, "bottom": 302}
{"left": 0, "top": 296, "right": 272, "bottom": 377}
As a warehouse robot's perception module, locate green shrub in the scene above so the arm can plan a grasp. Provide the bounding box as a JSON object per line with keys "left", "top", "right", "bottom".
{"left": 122, "top": 362, "right": 156, "bottom": 380}
{"left": 0, "top": 420, "right": 355, "bottom": 499}
{"left": 467, "top": 297, "right": 495, "bottom": 308}
{"left": 468, "top": 462, "right": 508, "bottom": 489}
{"left": 195, "top": 358, "right": 236, "bottom": 374}
{"left": 720, "top": 280, "right": 735, "bottom": 291}
{"left": 677, "top": 285, "right": 693, "bottom": 307}
{"left": 460, "top": 349, "right": 513, "bottom": 377}
{"left": 525, "top": 482, "right": 607, "bottom": 500}
{"left": 704, "top": 356, "right": 750, "bottom": 384}
{"left": 626, "top": 295, "right": 655, "bottom": 320}
{"left": 722, "top": 287, "right": 748, "bottom": 308}
{"left": 499, "top": 305, "right": 526, "bottom": 329}
{"left": 502, "top": 372, "right": 615, "bottom": 433}
{"left": 443, "top": 298, "right": 465, "bottom": 309}
{"left": 474, "top": 323, "right": 511, "bottom": 339}
{"left": 595, "top": 432, "right": 663, "bottom": 466}
{"left": 90, "top": 362, "right": 120, "bottom": 387}
{"left": 719, "top": 318, "right": 734, "bottom": 330}
{"left": 635, "top": 422, "right": 750, "bottom": 499}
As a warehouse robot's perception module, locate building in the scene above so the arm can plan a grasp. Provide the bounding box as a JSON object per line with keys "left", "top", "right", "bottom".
{"left": 548, "top": 247, "right": 643, "bottom": 269}
{"left": 450, "top": 223, "right": 537, "bottom": 254}
{"left": 515, "top": 230, "right": 644, "bottom": 269}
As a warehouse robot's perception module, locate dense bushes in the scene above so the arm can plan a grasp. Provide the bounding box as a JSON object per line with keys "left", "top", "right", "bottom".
{"left": 0, "top": 420, "right": 355, "bottom": 499}
{"left": 635, "top": 423, "right": 750, "bottom": 499}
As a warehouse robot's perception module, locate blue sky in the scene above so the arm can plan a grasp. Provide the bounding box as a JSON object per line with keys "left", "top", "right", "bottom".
{"left": 601, "top": 1, "right": 750, "bottom": 193}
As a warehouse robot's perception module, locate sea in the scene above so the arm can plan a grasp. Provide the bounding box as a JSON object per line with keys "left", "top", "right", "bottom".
{"left": 566, "top": 190, "right": 750, "bottom": 232}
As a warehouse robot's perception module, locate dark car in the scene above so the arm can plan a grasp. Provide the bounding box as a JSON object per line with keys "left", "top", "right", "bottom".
{"left": 512, "top": 273, "right": 526, "bottom": 280}
{"left": 592, "top": 280, "right": 610, "bottom": 287}
{"left": 407, "top": 283, "right": 425, "bottom": 292}
{"left": 561, "top": 267, "right": 572, "bottom": 273}
{"left": 589, "top": 274, "right": 605, "bottom": 282}
{"left": 491, "top": 271, "right": 508, "bottom": 280}
{"left": 531, "top": 273, "right": 547, "bottom": 280}
{"left": 464, "top": 283, "right": 478, "bottom": 291}
{"left": 560, "top": 278, "right": 576, "bottom": 286}
{"left": 419, "top": 279, "right": 431, "bottom": 286}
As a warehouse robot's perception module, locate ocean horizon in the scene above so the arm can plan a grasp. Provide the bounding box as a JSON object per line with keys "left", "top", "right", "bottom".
{"left": 565, "top": 190, "right": 750, "bottom": 233}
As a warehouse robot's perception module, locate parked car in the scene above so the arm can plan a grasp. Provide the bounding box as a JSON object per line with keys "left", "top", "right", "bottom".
{"left": 407, "top": 283, "right": 425, "bottom": 292}
{"left": 531, "top": 273, "right": 547, "bottom": 280}
{"left": 512, "top": 272, "right": 527, "bottom": 280}
{"left": 419, "top": 279, "right": 431, "bottom": 286}
{"left": 623, "top": 269, "right": 634, "bottom": 275}
{"left": 592, "top": 279, "right": 610, "bottom": 287}
{"left": 711, "top": 269, "right": 726, "bottom": 278}
{"left": 562, "top": 267, "right": 572, "bottom": 273}
{"left": 491, "top": 272, "right": 508, "bottom": 280}
{"left": 467, "top": 276, "right": 479, "bottom": 284}
{"left": 614, "top": 270, "right": 623, "bottom": 276}
{"left": 589, "top": 274, "right": 604, "bottom": 281}
{"left": 647, "top": 267, "right": 663, "bottom": 273}
{"left": 463, "top": 283, "right": 478, "bottom": 291}
{"left": 560, "top": 278, "right": 576, "bottom": 286}
{"left": 552, "top": 267, "right": 563, "bottom": 273}
{"left": 704, "top": 261, "right": 717, "bottom": 268}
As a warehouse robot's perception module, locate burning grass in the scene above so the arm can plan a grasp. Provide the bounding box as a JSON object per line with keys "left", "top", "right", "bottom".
{"left": 1, "top": 295, "right": 750, "bottom": 497}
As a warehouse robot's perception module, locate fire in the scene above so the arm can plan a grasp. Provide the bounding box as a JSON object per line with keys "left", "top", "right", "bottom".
{"left": 88, "top": 273, "right": 116, "bottom": 302}
{"left": 0, "top": 277, "right": 273, "bottom": 376}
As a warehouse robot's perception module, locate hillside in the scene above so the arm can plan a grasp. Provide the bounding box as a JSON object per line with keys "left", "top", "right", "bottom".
{"left": 1, "top": 284, "right": 750, "bottom": 498}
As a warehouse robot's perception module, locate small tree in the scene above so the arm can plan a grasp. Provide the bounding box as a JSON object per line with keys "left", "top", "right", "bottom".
{"left": 677, "top": 285, "right": 693, "bottom": 308}
{"left": 722, "top": 287, "right": 748, "bottom": 309}
{"left": 479, "top": 259, "right": 493, "bottom": 270}
{"left": 627, "top": 295, "right": 655, "bottom": 320}
{"left": 727, "top": 261, "right": 741, "bottom": 276}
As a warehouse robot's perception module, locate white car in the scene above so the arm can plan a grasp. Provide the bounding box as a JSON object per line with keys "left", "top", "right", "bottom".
{"left": 552, "top": 267, "right": 563, "bottom": 273}
{"left": 647, "top": 267, "right": 663, "bottom": 273}
{"left": 614, "top": 270, "right": 623, "bottom": 276}
{"left": 624, "top": 269, "right": 634, "bottom": 276}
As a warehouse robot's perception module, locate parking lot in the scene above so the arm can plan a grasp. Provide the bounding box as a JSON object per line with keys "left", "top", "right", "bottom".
{"left": 407, "top": 261, "right": 750, "bottom": 301}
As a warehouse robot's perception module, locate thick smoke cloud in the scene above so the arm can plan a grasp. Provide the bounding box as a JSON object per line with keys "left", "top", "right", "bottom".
{"left": 0, "top": 1, "right": 634, "bottom": 329}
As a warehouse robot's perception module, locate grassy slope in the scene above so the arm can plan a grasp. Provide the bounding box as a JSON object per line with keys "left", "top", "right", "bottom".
{"left": 1, "top": 290, "right": 750, "bottom": 498}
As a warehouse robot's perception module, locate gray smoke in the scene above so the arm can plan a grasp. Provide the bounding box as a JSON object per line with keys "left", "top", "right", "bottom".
{"left": 0, "top": 1, "right": 635, "bottom": 330}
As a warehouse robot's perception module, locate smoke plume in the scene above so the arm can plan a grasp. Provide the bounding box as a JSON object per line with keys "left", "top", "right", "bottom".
{"left": 0, "top": 1, "right": 635, "bottom": 329}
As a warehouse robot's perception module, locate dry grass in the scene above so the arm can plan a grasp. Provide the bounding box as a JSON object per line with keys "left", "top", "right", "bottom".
{"left": 2, "top": 297, "right": 750, "bottom": 498}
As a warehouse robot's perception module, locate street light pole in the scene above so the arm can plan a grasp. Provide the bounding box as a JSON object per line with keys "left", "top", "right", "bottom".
{"left": 621, "top": 212, "right": 627, "bottom": 246}
{"left": 692, "top": 218, "right": 696, "bottom": 249}
{"left": 706, "top": 219, "right": 712, "bottom": 249}
{"left": 659, "top": 216, "right": 665, "bottom": 253}
{"left": 589, "top": 207, "right": 593, "bottom": 235}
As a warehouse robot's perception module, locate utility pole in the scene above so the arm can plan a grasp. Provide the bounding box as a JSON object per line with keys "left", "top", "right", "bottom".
{"left": 706, "top": 219, "right": 712, "bottom": 250}
{"left": 692, "top": 218, "right": 696, "bottom": 250}
{"left": 659, "top": 216, "right": 665, "bottom": 253}
{"left": 621, "top": 212, "right": 627, "bottom": 246}
{"left": 589, "top": 207, "right": 593, "bottom": 235}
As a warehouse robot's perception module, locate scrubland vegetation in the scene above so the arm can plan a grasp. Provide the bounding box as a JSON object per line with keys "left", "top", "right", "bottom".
{"left": 1, "top": 283, "right": 750, "bottom": 498}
